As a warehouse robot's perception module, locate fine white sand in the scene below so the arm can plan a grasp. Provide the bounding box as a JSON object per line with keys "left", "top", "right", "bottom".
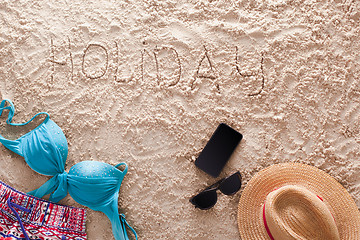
{"left": 0, "top": 0, "right": 359, "bottom": 239}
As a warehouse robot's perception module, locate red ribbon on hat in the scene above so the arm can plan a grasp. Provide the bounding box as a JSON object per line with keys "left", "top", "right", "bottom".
{"left": 262, "top": 201, "right": 275, "bottom": 240}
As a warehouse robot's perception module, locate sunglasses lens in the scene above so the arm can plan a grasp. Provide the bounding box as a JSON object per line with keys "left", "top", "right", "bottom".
{"left": 190, "top": 189, "right": 217, "bottom": 210}
{"left": 219, "top": 172, "right": 242, "bottom": 195}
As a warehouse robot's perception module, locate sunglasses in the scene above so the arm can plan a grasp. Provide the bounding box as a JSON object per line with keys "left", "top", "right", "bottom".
{"left": 190, "top": 171, "right": 242, "bottom": 210}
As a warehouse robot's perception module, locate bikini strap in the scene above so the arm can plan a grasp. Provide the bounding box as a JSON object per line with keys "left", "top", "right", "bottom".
{"left": 0, "top": 99, "right": 50, "bottom": 126}
{"left": 115, "top": 162, "right": 128, "bottom": 175}
{"left": 100, "top": 163, "right": 136, "bottom": 240}
{"left": 0, "top": 99, "right": 15, "bottom": 123}
{"left": 120, "top": 214, "right": 138, "bottom": 240}
{"left": 104, "top": 197, "right": 138, "bottom": 240}
{"left": 0, "top": 99, "right": 51, "bottom": 156}
{"left": 0, "top": 100, "right": 22, "bottom": 154}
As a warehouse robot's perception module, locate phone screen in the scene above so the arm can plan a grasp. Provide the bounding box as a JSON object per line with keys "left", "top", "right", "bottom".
{"left": 195, "top": 123, "right": 242, "bottom": 178}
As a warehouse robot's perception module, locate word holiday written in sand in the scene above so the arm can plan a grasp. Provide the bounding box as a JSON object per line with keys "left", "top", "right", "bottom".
{"left": 49, "top": 39, "right": 265, "bottom": 96}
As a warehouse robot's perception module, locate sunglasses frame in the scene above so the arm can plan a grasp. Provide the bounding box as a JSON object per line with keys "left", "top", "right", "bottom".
{"left": 190, "top": 171, "right": 242, "bottom": 210}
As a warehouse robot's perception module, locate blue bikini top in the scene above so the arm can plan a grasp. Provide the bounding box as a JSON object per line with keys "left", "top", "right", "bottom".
{"left": 0, "top": 99, "right": 137, "bottom": 240}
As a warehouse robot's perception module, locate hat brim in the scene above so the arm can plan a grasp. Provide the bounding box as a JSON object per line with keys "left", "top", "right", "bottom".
{"left": 237, "top": 162, "right": 360, "bottom": 239}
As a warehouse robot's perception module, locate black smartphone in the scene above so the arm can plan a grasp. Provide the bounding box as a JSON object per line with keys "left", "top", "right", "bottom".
{"left": 195, "top": 123, "right": 242, "bottom": 178}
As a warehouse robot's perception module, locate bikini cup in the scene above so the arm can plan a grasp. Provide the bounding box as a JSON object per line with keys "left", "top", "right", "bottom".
{"left": 0, "top": 99, "right": 68, "bottom": 176}
{"left": 29, "top": 161, "right": 137, "bottom": 240}
{"left": 68, "top": 161, "right": 137, "bottom": 240}
{"left": 0, "top": 99, "right": 137, "bottom": 240}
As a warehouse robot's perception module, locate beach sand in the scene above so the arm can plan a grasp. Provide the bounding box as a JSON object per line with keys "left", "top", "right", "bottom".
{"left": 0, "top": 0, "right": 359, "bottom": 239}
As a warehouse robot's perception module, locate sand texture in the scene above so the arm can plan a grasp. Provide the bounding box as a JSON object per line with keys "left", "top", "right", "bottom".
{"left": 0, "top": 0, "right": 360, "bottom": 239}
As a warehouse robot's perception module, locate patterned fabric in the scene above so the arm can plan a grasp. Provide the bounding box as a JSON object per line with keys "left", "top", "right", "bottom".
{"left": 0, "top": 99, "right": 136, "bottom": 240}
{"left": 0, "top": 180, "right": 87, "bottom": 240}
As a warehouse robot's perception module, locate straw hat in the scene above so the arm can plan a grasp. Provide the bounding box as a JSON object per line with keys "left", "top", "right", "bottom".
{"left": 237, "top": 162, "right": 360, "bottom": 239}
